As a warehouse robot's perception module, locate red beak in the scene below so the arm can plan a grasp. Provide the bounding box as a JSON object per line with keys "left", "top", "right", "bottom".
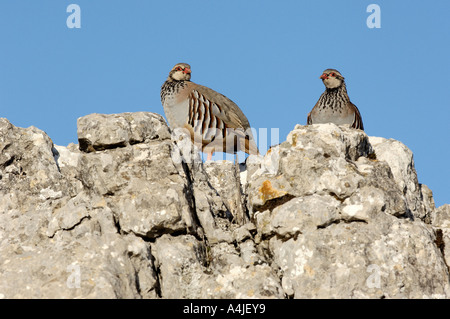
{"left": 183, "top": 68, "right": 191, "bottom": 74}
{"left": 320, "top": 74, "right": 328, "bottom": 79}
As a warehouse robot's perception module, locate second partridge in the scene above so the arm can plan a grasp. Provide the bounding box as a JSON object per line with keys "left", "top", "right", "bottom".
{"left": 307, "top": 69, "right": 364, "bottom": 130}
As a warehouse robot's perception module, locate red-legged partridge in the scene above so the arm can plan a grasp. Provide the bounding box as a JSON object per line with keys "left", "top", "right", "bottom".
{"left": 161, "top": 63, "right": 259, "bottom": 160}
{"left": 307, "top": 69, "right": 364, "bottom": 130}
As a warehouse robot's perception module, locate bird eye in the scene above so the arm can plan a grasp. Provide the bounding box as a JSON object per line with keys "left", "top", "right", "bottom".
{"left": 330, "top": 72, "right": 335, "bottom": 76}
{"left": 176, "top": 66, "right": 182, "bottom": 71}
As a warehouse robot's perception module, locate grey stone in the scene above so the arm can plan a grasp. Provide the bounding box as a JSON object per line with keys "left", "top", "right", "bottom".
{"left": 1, "top": 115, "right": 448, "bottom": 299}
{"left": 431, "top": 204, "right": 450, "bottom": 268}
{"left": 369, "top": 136, "right": 434, "bottom": 220}
{"left": 269, "top": 217, "right": 449, "bottom": 298}
{"left": 432, "top": 204, "right": 450, "bottom": 228}
{"left": 247, "top": 124, "right": 406, "bottom": 218}
{"left": 77, "top": 112, "right": 170, "bottom": 152}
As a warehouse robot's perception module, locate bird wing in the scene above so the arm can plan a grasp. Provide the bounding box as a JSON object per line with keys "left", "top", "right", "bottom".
{"left": 185, "top": 82, "right": 259, "bottom": 155}
{"left": 307, "top": 98, "right": 322, "bottom": 125}
{"left": 348, "top": 101, "right": 364, "bottom": 130}
{"left": 189, "top": 83, "right": 250, "bottom": 129}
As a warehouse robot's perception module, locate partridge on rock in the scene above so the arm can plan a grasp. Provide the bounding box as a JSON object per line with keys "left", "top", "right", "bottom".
{"left": 161, "top": 63, "right": 259, "bottom": 160}
{"left": 307, "top": 69, "right": 364, "bottom": 130}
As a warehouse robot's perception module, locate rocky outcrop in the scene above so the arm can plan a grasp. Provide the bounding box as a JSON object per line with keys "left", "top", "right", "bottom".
{"left": 0, "top": 113, "right": 449, "bottom": 299}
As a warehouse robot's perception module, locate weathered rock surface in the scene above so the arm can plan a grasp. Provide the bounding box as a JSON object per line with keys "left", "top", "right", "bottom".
{"left": 0, "top": 114, "right": 449, "bottom": 299}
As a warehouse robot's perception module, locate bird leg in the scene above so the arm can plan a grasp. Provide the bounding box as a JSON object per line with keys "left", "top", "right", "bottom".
{"left": 207, "top": 152, "right": 213, "bottom": 161}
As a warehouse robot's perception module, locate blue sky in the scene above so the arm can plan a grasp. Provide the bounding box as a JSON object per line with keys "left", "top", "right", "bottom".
{"left": 0, "top": 0, "right": 449, "bottom": 207}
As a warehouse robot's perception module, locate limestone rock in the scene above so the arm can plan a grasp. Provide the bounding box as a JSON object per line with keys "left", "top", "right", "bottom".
{"left": 432, "top": 204, "right": 450, "bottom": 229}
{"left": 77, "top": 141, "right": 196, "bottom": 239}
{"left": 0, "top": 118, "right": 157, "bottom": 298}
{"left": 369, "top": 136, "right": 433, "bottom": 220}
{"left": 268, "top": 216, "right": 448, "bottom": 298}
{"left": 247, "top": 124, "right": 406, "bottom": 218}
{"left": 247, "top": 123, "right": 449, "bottom": 298}
{"left": 1, "top": 115, "right": 448, "bottom": 299}
{"left": 431, "top": 204, "right": 450, "bottom": 268}
{"left": 151, "top": 235, "right": 283, "bottom": 298}
{"left": 77, "top": 112, "right": 170, "bottom": 152}
{"left": 170, "top": 128, "right": 233, "bottom": 244}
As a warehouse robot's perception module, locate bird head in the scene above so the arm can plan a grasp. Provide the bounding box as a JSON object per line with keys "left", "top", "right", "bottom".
{"left": 168, "top": 63, "right": 192, "bottom": 81}
{"left": 320, "top": 69, "right": 344, "bottom": 89}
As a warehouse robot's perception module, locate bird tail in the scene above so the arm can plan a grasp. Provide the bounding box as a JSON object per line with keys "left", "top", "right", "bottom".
{"left": 246, "top": 126, "right": 260, "bottom": 156}
{"left": 244, "top": 135, "right": 260, "bottom": 156}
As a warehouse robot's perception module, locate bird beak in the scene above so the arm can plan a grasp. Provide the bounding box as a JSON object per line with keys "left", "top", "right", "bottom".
{"left": 183, "top": 68, "right": 191, "bottom": 74}
{"left": 320, "top": 74, "right": 328, "bottom": 80}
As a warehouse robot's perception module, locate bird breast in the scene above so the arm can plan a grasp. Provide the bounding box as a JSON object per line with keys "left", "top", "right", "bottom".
{"left": 162, "top": 93, "right": 190, "bottom": 129}
{"left": 311, "top": 105, "right": 355, "bottom": 126}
